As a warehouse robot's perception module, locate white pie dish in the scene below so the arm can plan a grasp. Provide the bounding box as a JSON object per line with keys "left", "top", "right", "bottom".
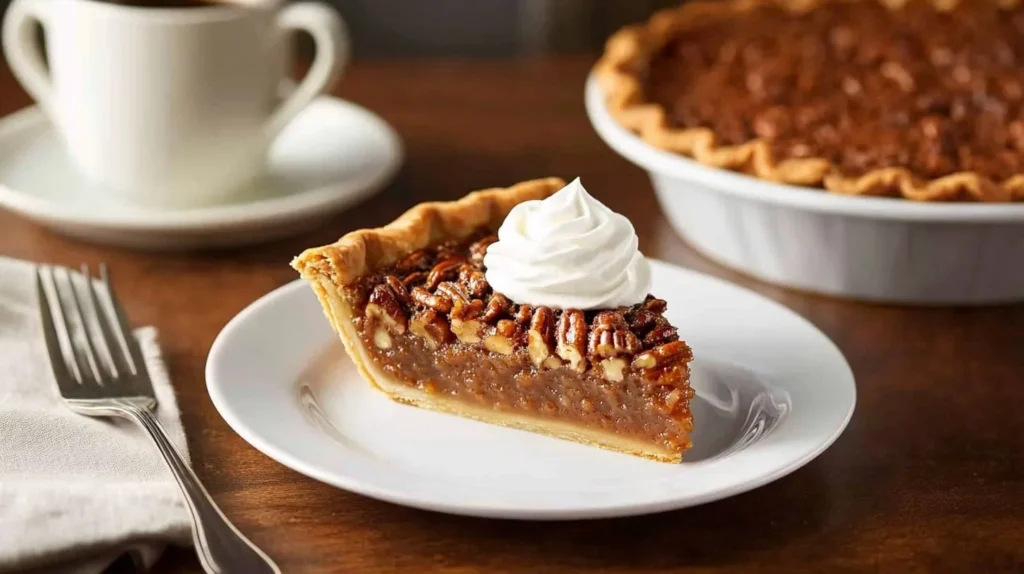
{"left": 585, "top": 76, "right": 1024, "bottom": 305}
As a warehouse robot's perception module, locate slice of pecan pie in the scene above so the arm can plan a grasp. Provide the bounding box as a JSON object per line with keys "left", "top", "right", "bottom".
{"left": 292, "top": 178, "right": 694, "bottom": 462}
{"left": 596, "top": 0, "right": 1024, "bottom": 202}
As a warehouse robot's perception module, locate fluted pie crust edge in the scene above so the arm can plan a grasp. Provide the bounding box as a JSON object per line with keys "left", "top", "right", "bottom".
{"left": 291, "top": 177, "right": 689, "bottom": 463}
{"left": 593, "top": 0, "right": 1024, "bottom": 202}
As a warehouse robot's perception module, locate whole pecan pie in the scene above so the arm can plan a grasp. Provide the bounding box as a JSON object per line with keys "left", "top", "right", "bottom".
{"left": 292, "top": 178, "right": 694, "bottom": 462}
{"left": 596, "top": 0, "right": 1024, "bottom": 202}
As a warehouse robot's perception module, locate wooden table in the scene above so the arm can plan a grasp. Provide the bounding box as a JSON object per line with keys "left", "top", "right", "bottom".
{"left": 2, "top": 57, "right": 1022, "bottom": 574}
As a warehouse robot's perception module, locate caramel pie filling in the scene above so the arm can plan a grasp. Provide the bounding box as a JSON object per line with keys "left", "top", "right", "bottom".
{"left": 646, "top": 0, "right": 1024, "bottom": 181}
{"left": 341, "top": 233, "right": 694, "bottom": 454}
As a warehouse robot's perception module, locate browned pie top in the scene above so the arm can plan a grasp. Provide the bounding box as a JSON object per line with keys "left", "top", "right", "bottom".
{"left": 647, "top": 0, "right": 1024, "bottom": 182}
{"left": 597, "top": 0, "right": 1024, "bottom": 201}
{"left": 344, "top": 231, "right": 692, "bottom": 382}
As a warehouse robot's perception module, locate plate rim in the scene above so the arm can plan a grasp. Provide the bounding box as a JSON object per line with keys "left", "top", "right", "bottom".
{"left": 0, "top": 98, "right": 404, "bottom": 231}
{"left": 206, "top": 261, "right": 857, "bottom": 519}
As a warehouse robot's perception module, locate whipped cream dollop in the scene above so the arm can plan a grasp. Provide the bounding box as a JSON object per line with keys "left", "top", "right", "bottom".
{"left": 483, "top": 178, "right": 652, "bottom": 310}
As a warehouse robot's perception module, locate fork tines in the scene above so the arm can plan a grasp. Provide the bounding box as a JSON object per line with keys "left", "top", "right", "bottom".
{"left": 36, "top": 264, "right": 153, "bottom": 399}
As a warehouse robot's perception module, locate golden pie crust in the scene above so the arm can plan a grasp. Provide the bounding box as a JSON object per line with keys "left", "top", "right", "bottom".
{"left": 594, "top": 0, "right": 1024, "bottom": 202}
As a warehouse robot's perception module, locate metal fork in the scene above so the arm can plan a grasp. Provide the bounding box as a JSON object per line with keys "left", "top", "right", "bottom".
{"left": 36, "top": 264, "right": 280, "bottom": 574}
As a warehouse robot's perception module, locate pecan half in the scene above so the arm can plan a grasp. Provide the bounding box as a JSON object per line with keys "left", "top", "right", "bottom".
{"left": 614, "top": 330, "right": 642, "bottom": 355}
{"left": 483, "top": 293, "right": 512, "bottom": 323}
{"left": 450, "top": 298, "right": 484, "bottom": 343}
{"left": 365, "top": 284, "right": 408, "bottom": 348}
{"left": 495, "top": 319, "right": 517, "bottom": 338}
{"left": 425, "top": 258, "right": 464, "bottom": 290}
{"left": 435, "top": 281, "right": 468, "bottom": 305}
{"left": 599, "top": 357, "right": 628, "bottom": 382}
{"left": 396, "top": 250, "right": 431, "bottom": 272}
{"left": 468, "top": 235, "right": 498, "bottom": 263}
{"left": 459, "top": 268, "right": 490, "bottom": 298}
{"left": 627, "top": 309, "right": 659, "bottom": 335}
{"left": 452, "top": 318, "right": 484, "bottom": 343}
{"left": 383, "top": 275, "right": 409, "bottom": 303}
{"left": 409, "top": 309, "right": 451, "bottom": 350}
{"left": 556, "top": 309, "right": 587, "bottom": 372}
{"left": 644, "top": 325, "right": 679, "bottom": 347}
{"left": 514, "top": 304, "right": 534, "bottom": 326}
{"left": 451, "top": 298, "right": 484, "bottom": 320}
{"left": 410, "top": 287, "right": 453, "bottom": 313}
{"left": 633, "top": 341, "right": 691, "bottom": 370}
{"left": 484, "top": 321, "right": 516, "bottom": 355}
{"left": 527, "top": 306, "right": 555, "bottom": 367}
{"left": 402, "top": 271, "right": 427, "bottom": 287}
{"left": 588, "top": 310, "right": 641, "bottom": 359}
{"left": 592, "top": 310, "right": 628, "bottom": 331}
{"left": 643, "top": 296, "right": 667, "bottom": 314}
{"left": 366, "top": 284, "right": 407, "bottom": 333}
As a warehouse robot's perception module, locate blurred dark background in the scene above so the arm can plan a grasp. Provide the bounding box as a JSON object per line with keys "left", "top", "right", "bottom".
{"left": 328, "top": 0, "right": 678, "bottom": 57}
{"left": 1, "top": 0, "right": 681, "bottom": 57}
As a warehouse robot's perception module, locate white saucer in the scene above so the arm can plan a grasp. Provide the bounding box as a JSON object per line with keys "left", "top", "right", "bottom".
{"left": 0, "top": 97, "right": 402, "bottom": 249}
{"left": 206, "top": 261, "right": 856, "bottom": 520}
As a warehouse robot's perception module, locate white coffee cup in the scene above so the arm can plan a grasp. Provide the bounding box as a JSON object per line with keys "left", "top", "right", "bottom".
{"left": 2, "top": 0, "right": 348, "bottom": 208}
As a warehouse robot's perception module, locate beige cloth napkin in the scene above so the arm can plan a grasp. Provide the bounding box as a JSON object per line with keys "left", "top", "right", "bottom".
{"left": 0, "top": 258, "right": 191, "bottom": 573}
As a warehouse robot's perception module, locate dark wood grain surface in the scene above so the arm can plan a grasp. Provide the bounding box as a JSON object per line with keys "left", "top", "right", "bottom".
{"left": 1, "top": 57, "right": 1022, "bottom": 574}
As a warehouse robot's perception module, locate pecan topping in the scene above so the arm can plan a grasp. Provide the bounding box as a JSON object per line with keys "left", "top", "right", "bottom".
{"left": 365, "top": 284, "right": 407, "bottom": 348}
{"left": 435, "top": 281, "right": 468, "bottom": 305}
{"left": 495, "top": 319, "right": 517, "bottom": 339}
{"left": 644, "top": 325, "right": 679, "bottom": 347}
{"left": 366, "top": 284, "right": 407, "bottom": 333}
{"left": 410, "top": 287, "right": 453, "bottom": 313}
{"left": 395, "top": 250, "right": 430, "bottom": 273}
{"left": 527, "top": 306, "right": 555, "bottom": 367}
{"left": 459, "top": 268, "right": 490, "bottom": 298}
{"left": 402, "top": 271, "right": 427, "bottom": 287}
{"left": 450, "top": 297, "right": 485, "bottom": 343}
{"left": 451, "top": 298, "right": 484, "bottom": 320}
{"left": 642, "top": 296, "right": 667, "bottom": 314}
{"left": 514, "top": 304, "right": 534, "bottom": 326}
{"left": 592, "top": 310, "right": 628, "bottom": 331}
{"left": 556, "top": 309, "right": 587, "bottom": 372}
{"left": 644, "top": 0, "right": 1024, "bottom": 191}
{"left": 451, "top": 317, "right": 484, "bottom": 343}
{"left": 599, "top": 358, "right": 628, "bottom": 382}
{"left": 627, "top": 309, "right": 659, "bottom": 335}
{"left": 353, "top": 232, "right": 689, "bottom": 375}
{"left": 383, "top": 275, "right": 409, "bottom": 303}
{"left": 589, "top": 311, "right": 641, "bottom": 358}
{"left": 483, "top": 293, "right": 512, "bottom": 323}
{"left": 484, "top": 332, "right": 515, "bottom": 355}
{"left": 410, "top": 309, "right": 452, "bottom": 349}
{"left": 425, "top": 258, "right": 464, "bottom": 290}
{"left": 634, "top": 341, "right": 691, "bottom": 370}
{"left": 468, "top": 235, "right": 497, "bottom": 263}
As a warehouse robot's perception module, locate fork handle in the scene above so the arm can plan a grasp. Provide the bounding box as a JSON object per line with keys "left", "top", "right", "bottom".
{"left": 113, "top": 401, "right": 281, "bottom": 574}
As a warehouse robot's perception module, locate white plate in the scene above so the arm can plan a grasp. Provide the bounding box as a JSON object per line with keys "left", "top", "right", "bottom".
{"left": 586, "top": 76, "right": 1024, "bottom": 304}
{"left": 0, "top": 97, "right": 402, "bottom": 250}
{"left": 207, "top": 261, "right": 855, "bottom": 519}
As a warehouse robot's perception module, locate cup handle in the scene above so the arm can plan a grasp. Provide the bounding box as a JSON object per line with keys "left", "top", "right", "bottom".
{"left": 264, "top": 3, "right": 349, "bottom": 142}
{"left": 2, "top": 0, "right": 54, "bottom": 117}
